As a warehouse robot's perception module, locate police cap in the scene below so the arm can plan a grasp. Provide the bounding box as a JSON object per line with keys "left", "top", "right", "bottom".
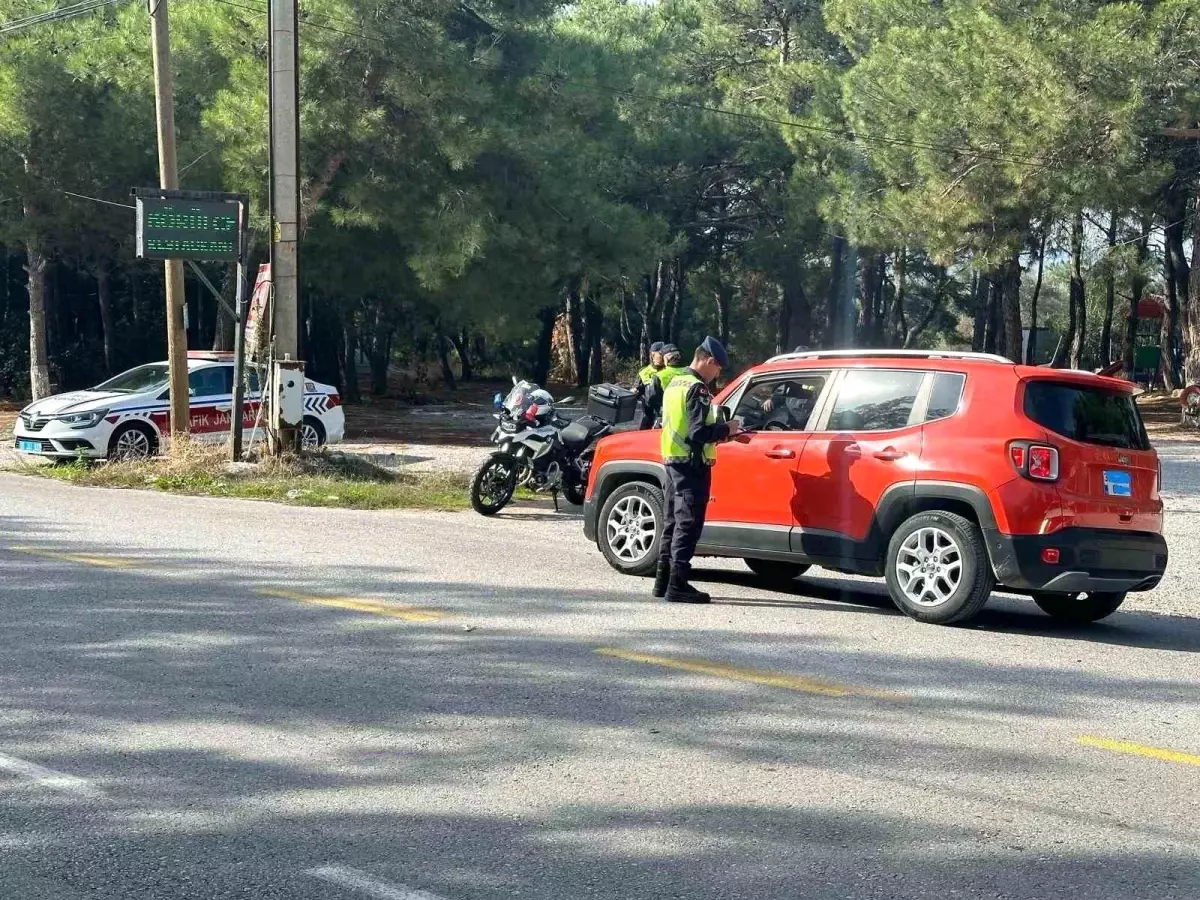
{"left": 649, "top": 341, "right": 665, "bottom": 354}
{"left": 660, "top": 343, "right": 679, "bottom": 355}
{"left": 698, "top": 336, "right": 729, "bottom": 368}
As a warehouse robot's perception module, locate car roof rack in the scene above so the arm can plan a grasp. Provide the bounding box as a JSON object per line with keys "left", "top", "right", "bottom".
{"left": 764, "top": 349, "right": 1013, "bottom": 365}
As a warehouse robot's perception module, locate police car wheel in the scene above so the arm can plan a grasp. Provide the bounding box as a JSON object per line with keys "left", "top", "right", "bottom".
{"left": 1032, "top": 591, "right": 1126, "bottom": 623}
{"left": 108, "top": 423, "right": 157, "bottom": 461}
{"left": 599, "top": 481, "right": 664, "bottom": 577}
{"left": 301, "top": 416, "right": 326, "bottom": 450}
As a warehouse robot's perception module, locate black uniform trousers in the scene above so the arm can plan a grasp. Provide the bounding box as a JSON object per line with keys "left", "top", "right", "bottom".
{"left": 659, "top": 462, "right": 712, "bottom": 569}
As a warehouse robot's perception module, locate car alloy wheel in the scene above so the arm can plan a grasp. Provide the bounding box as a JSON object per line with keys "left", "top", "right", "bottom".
{"left": 301, "top": 421, "right": 322, "bottom": 450}
{"left": 606, "top": 494, "right": 657, "bottom": 565}
{"left": 895, "top": 525, "right": 963, "bottom": 607}
{"left": 112, "top": 427, "right": 152, "bottom": 461}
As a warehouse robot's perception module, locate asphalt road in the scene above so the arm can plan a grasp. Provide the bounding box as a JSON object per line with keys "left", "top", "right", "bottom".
{"left": 1, "top": 474, "right": 1198, "bottom": 900}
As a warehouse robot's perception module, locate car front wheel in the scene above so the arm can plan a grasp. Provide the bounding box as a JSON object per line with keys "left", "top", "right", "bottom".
{"left": 1032, "top": 591, "right": 1126, "bottom": 623}
{"left": 598, "top": 481, "right": 663, "bottom": 576}
{"left": 108, "top": 423, "right": 157, "bottom": 461}
{"left": 885, "top": 511, "right": 994, "bottom": 625}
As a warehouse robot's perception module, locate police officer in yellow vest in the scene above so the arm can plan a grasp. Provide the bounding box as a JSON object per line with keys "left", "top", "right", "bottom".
{"left": 634, "top": 342, "right": 666, "bottom": 430}
{"left": 642, "top": 344, "right": 688, "bottom": 428}
{"left": 654, "top": 336, "right": 742, "bottom": 603}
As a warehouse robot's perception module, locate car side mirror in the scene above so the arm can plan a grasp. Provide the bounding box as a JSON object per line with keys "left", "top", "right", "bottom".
{"left": 717, "top": 406, "right": 731, "bottom": 423}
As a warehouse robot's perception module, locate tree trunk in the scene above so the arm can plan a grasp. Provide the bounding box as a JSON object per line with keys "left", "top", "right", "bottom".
{"left": 534, "top": 305, "right": 556, "bottom": 386}
{"left": 715, "top": 270, "right": 732, "bottom": 346}
{"left": 971, "top": 273, "right": 986, "bottom": 352}
{"left": 1002, "top": 252, "right": 1023, "bottom": 364}
{"left": 889, "top": 249, "right": 907, "bottom": 346}
{"left": 435, "top": 327, "right": 457, "bottom": 391}
{"left": 1068, "top": 211, "right": 1087, "bottom": 370}
{"left": 1026, "top": 230, "right": 1046, "bottom": 365}
{"left": 370, "top": 305, "right": 391, "bottom": 396}
{"left": 1163, "top": 249, "right": 1180, "bottom": 391}
{"left": 586, "top": 296, "right": 603, "bottom": 386}
{"left": 24, "top": 242, "right": 50, "bottom": 400}
{"left": 904, "top": 266, "right": 946, "bottom": 348}
{"left": 342, "top": 316, "right": 362, "bottom": 404}
{"left": 983, "top": 275, "right": 1000, "bottom": 355}
{"left": 778, "top": 278, "right": 812, "bottom": 353}
{"left": 1123, "top": 220, "right": 1151, "bottom": 381}
{"left": 668, "top": 260, "right": 684, "bottom": 342}
{"left": 97, "top": 265, "right": 113, "bottom": 374}
{"left": 1166, "top": 209, "right": 1197, "bottom": 385}
{"left": 1099, "top": 211, "right": 1117, "bottom": 367}
{"left": 824, "top": 235, "right": 845, "bottom": 348}
{"left": 565, "top": 280, "right": 585, "bottom": 387}
{"left": 857, "top": 250, "right": 879, "bottom": 346}
{"left": 449, "top": 328, "right": 473, "bottom": 381}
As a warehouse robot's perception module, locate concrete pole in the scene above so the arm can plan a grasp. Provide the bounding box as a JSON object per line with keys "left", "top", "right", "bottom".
{"left": 268, "top": 0, "right": 300, "bottom": 362}
{"left": 149, "top": 0, "right": 190, "bottom": 444}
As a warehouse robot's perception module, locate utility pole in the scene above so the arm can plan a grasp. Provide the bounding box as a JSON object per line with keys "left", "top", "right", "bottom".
{"left": 148, "top": 0, "right": 189, "bottom": 445}
{"left": 268, "top": 0, "right": 301, "bottom": 451}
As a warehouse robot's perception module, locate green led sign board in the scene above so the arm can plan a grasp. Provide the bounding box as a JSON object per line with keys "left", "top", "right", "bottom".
{"left": 135, "top": 195, "right": 242, "bottom": 261}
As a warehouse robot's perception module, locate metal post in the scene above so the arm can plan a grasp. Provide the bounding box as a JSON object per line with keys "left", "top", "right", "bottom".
{"left": 148, "top": 0, "right": 190, "bottom": 446}
{"left": 230, "top": 205, "right": 249, "bottom": 460}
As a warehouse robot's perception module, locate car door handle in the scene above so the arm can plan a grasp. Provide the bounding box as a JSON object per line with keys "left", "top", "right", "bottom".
{"left": 765, "top": 447, "right": 795, "bottom": 459}
{"left": 873, "top": 447, "right": 907, "bottom": 461}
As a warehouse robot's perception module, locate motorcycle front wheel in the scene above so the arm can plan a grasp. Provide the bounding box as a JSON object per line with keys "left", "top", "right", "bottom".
{"left": 470, "top": 452, "right": 518, "bottom": 516}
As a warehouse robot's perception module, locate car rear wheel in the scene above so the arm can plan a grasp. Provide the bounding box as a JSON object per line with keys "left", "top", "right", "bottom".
{"left": 301, "top": 416, "right": 326, "bottom": 451}
{"left": 885, "top": 511, "right": 994, "bottom": 625}
{"left": 598, "top": 481, "right": 663, "bottom": 576}
{"left": 744, "top": 559, "right": 810, "bottom": 584}
{"left": 1032, "top": 591, "right": 1126, "bottom": 623}
{"left": 108, "top": 423, "right": 156, "bottom": 462}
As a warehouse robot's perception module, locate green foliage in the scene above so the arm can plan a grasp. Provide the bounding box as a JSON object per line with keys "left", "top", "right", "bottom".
{"left": 2, "top": 0, "right": 1200, "bottom": 398}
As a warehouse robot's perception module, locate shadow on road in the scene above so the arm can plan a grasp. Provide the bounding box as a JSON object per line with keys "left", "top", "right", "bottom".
{"left": 694, "top": 567, "right": 1200, "bottom": 654}
{"left": 0, "top": 521, "right": 1198, "bottom": 899}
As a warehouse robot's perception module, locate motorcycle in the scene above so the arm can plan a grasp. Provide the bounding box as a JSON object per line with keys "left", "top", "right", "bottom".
{"left": 469, "top": 378, "right": 612, "bottom": 516}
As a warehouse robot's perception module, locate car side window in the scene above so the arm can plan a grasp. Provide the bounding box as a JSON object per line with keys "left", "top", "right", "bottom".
{"left": 246, "top": 370, "right": 261, "bottom": 394}
{"left": 827, "top": 370, "right": 925, "bottom": 432}
{"left": 733, "top": 374, "right": 826, "bottom": 432}
{"left": 926, "top": 373, "right": 966, "bottom": 421}
{"left": 188, "top": 367, "right": 230, "bottom": 398}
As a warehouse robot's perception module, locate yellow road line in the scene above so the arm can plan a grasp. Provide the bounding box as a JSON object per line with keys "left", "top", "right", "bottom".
{"left": 595, "top": 648, "right": 906, "bottom": 700}
{"left": 257, "top": 588, "right": 446, "bottom": 623}
{"left": 1077, "top": 735, "right": 1200, "bottom": 768}
{"left": 7, "top": 545, "right": 133, "bottom": 569}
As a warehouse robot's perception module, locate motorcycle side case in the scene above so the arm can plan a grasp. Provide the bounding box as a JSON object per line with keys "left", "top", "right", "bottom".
{"left": 588, "top": 383, "right": 637, "bottom": 425}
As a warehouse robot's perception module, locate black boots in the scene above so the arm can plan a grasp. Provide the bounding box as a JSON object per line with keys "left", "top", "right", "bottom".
{"left": 664, "top": 563, "right": 710, "bottom": 604}
{"left": 652, "top": 562, "right": 671, "bottom": 599}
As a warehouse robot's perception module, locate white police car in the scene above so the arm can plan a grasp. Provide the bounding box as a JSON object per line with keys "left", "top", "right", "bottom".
{"left": 13, "top": 352, "right": 345, "bottom": 460}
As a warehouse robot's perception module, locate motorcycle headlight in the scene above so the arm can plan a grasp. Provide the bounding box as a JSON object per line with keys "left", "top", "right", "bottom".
{"left": 57, "top": 409, "right": 107, "bottom": 429}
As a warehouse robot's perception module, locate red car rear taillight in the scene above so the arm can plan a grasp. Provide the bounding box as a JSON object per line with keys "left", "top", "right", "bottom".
{"left": 327, "top": 393, "right": 341, "bottom": 408}
{"left": 1008, "top": 440, "right": 1059, "bottom": 482}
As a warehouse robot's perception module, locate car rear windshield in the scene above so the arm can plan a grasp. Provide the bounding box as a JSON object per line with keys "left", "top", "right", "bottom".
{"left": 1023, "top": 381, "right": 1150, "bottom": 450}
{"left": 93, "top": 364, "right": 170, "bottom": 394}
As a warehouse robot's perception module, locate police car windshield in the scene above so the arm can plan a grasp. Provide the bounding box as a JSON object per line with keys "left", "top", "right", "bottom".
{"left": 94, "top": 364, "right": 170, "bottom": 394}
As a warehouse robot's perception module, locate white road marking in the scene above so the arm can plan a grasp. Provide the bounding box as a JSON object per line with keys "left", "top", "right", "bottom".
{"left": 0, "top": 752, "right": 100, "bottom": 796}
{"left": 307, "top": 866, "right": 450, "bottom": 900}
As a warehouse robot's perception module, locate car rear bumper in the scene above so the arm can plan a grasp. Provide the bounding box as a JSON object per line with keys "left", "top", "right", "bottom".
{"left": 990, "top": 527, "right": 1168, "bottom": 594}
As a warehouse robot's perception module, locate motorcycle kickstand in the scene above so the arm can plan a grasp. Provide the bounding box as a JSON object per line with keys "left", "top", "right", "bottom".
{"left": 551, "top": 489, "right": 559, "bottom": 513}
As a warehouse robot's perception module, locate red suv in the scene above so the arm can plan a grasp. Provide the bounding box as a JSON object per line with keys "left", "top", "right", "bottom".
{"left": 583, "top": 350, "right": 1167, "bottom": 625}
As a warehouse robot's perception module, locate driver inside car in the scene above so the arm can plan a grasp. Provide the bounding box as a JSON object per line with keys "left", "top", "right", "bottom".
{"left": 759, "top": 381, "right": 817, "bottom": 430}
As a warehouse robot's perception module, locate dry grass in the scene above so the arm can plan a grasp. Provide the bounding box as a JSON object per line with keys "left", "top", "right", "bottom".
{"left": 24, "top": 439, "right": 471, "bottom": 511}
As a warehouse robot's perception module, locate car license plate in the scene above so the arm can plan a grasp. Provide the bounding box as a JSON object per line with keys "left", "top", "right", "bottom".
{"left": 16, "top": 439, "right": 42, "bottom": 453}
{"left": 1103, "top": 469, "right": 1132, "bottom": 497}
